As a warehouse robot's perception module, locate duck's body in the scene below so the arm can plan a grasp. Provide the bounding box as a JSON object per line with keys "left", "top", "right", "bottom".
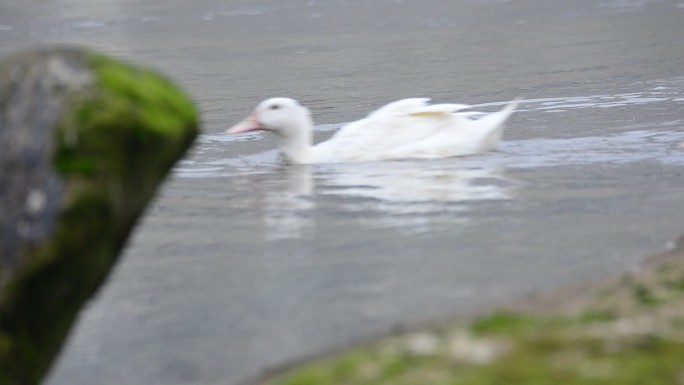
{"left": 227, "top": 97, "right": 519, "bottom": 164}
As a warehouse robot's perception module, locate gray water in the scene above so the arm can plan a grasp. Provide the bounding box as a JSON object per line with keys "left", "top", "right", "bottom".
{"left": 2, "top": 0, "right": 684, "bottom": 384}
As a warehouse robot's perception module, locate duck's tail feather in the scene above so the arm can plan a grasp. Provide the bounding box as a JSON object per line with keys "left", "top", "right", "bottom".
{"left": 470, "top": 97, "right": 521, "bottom": 151}
{"left": 478, "top": 97, "right": 520, "bottom": 127}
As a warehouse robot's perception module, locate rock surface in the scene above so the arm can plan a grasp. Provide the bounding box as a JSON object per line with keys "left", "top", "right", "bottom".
{"left": 0, "top": 47, "right": 198, "bottom": 385}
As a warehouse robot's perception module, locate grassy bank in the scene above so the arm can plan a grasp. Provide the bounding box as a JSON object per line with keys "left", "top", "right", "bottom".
{"left": 260, "top": 237, "right": 684, "bottom": 385}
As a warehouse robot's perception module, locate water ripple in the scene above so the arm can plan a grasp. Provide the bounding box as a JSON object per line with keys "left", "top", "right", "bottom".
{"left": 172, "top": 85, "right": 684, "bottom": 239}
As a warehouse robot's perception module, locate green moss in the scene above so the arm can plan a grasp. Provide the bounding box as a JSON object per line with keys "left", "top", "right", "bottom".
{"left": 265, "top": 329, "right": 684, "bottom": 385}
{"left": 632, "top": 284, "right": 660, "bottom": 306}
{"left": 578, "top": 310, "right": 616, "bottom": 323}
{"left": 330, "top": 351, "right": 368, "bottom": 380}
{"left": 281, "top": 367, "right": 332, "bottom": 385}
{"left": 0, "top": 49, "right": 198, "bottom": 385}
{"left": 465, "top": 335, "right": 684, "bottom": 385}
{"left": 54, "top": 147, "right": 97, "bottom": 175}
{"left": 671, "top": 316, "right": 684, "bottom": 329}
{"left": 667, "top": 277, "right": 684, "bottom": 292}
{"left": 90, "top": 52, "right": 197, "bottom": 132}
{"left": 273, "top": 351, "right": 447, "bottom": 385}
{"left": 470, "top": 311, "right": 537, "bottom": 335}
{"left": 55, "top": 52, "right": 198, "bottom": 180}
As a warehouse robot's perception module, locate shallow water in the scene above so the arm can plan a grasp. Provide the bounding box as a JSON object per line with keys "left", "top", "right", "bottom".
{"left": 2, "top": 0, "right": 684, "bottom": 384}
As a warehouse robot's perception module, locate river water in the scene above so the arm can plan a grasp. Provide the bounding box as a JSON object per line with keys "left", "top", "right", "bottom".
{"left": 2, "top": 0, "right": 684, "bottom": 384}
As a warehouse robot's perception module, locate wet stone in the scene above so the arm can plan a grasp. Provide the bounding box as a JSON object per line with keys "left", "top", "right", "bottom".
{"left": 0, "top": 47, "right": 198, "bottom": 385}
{"left": 0, "top": 49, "right": 89, "bottom": 282}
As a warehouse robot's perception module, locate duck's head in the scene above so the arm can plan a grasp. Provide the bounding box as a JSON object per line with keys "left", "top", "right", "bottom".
{"left": 226, "top": 97, "right": 312, "bottom": 138}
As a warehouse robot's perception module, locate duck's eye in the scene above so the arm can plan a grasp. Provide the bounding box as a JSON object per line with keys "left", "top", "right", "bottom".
{"left": 270, "top": 104, "right": 280, "bottom": 110}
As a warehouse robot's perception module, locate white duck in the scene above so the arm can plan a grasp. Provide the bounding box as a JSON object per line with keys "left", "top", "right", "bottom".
{"left": 227, "top": 97, "right": 519, "bottom": 164}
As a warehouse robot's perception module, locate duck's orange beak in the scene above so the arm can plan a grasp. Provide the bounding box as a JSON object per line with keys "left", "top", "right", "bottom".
{"left": 226, "top": 112, "right": 264, "bottom": 134}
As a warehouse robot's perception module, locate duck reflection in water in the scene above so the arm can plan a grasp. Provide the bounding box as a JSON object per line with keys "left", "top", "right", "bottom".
{"left": 257, "top": 161, "right": 513, "bottom": 240}
{"left": 261, "top": 165, "right": 314, "bottom": 241}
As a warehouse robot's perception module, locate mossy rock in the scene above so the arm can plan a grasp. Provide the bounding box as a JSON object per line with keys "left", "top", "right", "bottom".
{"left": 0, "top": 47, "right": 198, "bottom": 385}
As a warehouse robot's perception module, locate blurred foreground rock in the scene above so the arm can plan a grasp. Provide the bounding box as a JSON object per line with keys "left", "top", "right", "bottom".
{"left": 0, "top": 47, "right": 198, "bottom": 384}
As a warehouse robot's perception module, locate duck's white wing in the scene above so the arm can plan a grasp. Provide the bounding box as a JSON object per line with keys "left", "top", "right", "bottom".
{"left": 368, "top": 98, "right": 471, "bottom": 118}
{"left": 312, "top": 98, "right": 473, "bottom": 162}
{"left": 380, "top": 99, "right": 520, "bottom": 159}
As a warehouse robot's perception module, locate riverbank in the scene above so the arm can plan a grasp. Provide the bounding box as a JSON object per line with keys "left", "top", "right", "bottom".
{"left": 260, "top": 235, "right": 684, "bottom": 385}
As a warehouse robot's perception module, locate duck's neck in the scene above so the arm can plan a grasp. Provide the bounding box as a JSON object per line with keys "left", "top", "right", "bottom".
{"left": 277, "top": 123, "right": 313, "bottom": 165}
